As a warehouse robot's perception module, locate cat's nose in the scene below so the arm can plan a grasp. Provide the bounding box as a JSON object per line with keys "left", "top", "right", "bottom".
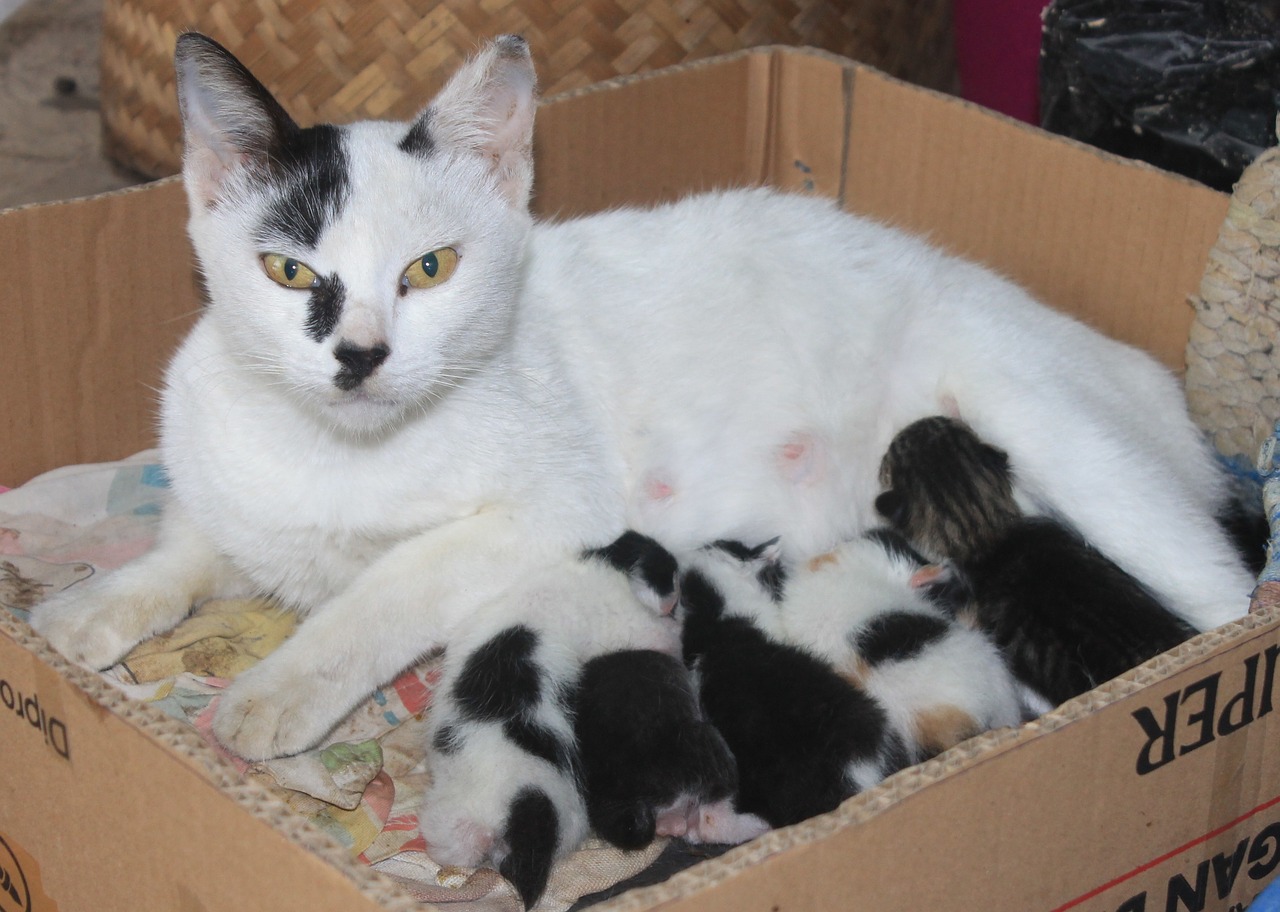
{"left": 333, "top": 340, "right": 390, "bottom": 388}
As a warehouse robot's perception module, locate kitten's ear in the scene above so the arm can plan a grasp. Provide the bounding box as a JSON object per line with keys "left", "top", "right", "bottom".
{"left": 174, "top": 32, "right": 296, "bottom": 206}
{"left": 875, "top": 490, "right": 907, "bottom": 525}
{"left": 418, "top": 35, "right": 537, "bottom": 209}
{"left": 979, "top": 443, "right": 1011, "bottom": 476}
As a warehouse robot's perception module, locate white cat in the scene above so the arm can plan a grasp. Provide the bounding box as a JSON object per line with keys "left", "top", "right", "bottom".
{"left": 30, "top": 32, "right": 1253, "bottom": 761}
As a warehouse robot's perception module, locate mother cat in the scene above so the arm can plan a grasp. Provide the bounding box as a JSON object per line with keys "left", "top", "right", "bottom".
{"left": 32, "top": 33, "right": 1253, "bottom": 760}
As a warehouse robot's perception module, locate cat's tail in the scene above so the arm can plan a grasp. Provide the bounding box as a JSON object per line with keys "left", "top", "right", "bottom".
{"left": 498, "top": 787, "right": 562, "bottom": 909}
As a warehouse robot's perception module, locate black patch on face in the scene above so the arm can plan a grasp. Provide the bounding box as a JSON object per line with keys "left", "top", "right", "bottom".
{"left": 855, "top": 611, "right": 950, "bottom": 667}
{"left": 584, "top": 531, "right": 678, "bottom": 602}
{"left": 499, "top": 787, "right": 560, "bottom": 910}
{"left": 452, "top": 625, "right": 542, "bottom": 723}
{"left": 303, "top": 272, "right": 345, "bottom": 343}
{"left": 256, "top": 123, "right": 350, "bottom": 250}
{"left": 398, "top": 110, "right": 436, "bottom": 157}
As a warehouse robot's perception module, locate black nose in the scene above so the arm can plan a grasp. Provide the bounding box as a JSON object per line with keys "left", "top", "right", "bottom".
{"left": 334, "top": 341, "right": 390, "bottom": 389}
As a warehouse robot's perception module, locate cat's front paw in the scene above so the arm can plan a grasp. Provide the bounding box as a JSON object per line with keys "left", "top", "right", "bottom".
{"left": 212, "top": 655, "right": 352, "bottom": 760}
{"left": 29, "top": 585, "right": 168, "bottom": 670}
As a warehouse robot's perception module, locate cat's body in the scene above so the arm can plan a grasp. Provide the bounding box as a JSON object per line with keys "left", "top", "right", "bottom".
{"left": 677, "top": 541, "right": 913, "bottom": 829}
{"left": 419, "top": 534, "right": 680, "bottom": 907}
{"left": 876, "top": 415, "right": 1200, "bottom": 706}
{"left": 31, "top": 34, "right": 1253, "bottom": 762}
{"left": 775, "top": 529, "right": 1028, "bottom": 755}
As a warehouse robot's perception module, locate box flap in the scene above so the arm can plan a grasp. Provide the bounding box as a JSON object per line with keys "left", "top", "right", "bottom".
{"left": 0, "top": 180, "right": 200, "bottom": 486}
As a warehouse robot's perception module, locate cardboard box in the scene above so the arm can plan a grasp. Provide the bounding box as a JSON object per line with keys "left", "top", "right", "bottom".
{"left": 2, "top": 45, "right": 1278, "bottom": 912}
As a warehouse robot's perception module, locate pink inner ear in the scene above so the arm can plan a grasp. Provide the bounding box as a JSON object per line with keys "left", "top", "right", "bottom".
{"left": 909, "top": 564, "right": 950, "bottom": 589}
{"left": 938, "top": 393, "right": 962, "bottom": 419}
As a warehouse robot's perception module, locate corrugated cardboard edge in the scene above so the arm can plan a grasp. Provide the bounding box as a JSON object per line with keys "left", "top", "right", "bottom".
{"left": 541, "top": 44, "right": 1224, "bottom": 206}
{"left": 0, "top": 607, "right": 424, "bottom": 912}
{"left": 590, "top": 604, "right": 1280, "bottom": 912}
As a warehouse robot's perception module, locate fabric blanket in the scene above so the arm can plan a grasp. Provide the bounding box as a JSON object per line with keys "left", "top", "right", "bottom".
{"left": 0, "top": 452, "right": 667, "bottom": 911}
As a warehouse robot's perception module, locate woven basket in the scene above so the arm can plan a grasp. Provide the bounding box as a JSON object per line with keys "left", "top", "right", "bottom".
{"left": 101, "top": 0, "right": 957, "bottom": 179}
{"left": 1185, "top": 119, "right": 1280, "bottom": 464}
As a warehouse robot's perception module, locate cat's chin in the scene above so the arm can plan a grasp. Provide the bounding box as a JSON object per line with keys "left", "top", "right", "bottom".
{"left": 318, "top": 390, "right": 412, "bottom": 438}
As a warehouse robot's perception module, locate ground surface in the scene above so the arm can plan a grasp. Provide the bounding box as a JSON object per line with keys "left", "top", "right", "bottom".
{"left": 0, "top": 0, "right": 143, "bottom": 210}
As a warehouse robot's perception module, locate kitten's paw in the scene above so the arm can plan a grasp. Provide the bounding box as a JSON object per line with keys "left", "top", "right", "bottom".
{"left": 212, "top": 657, "right": 350, "bottom": 760}
{"left": 683, "top": 798, "right": 769, "bottom": 846}
{"left": 29, "top": 586, "right": 176, "bottom": 670}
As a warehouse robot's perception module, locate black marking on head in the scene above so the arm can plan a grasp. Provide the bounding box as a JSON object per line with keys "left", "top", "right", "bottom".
{"left": 755, "top": 557, "right": 787, "bottom": 603}
{"left": 398, "top": 110, "right": 436, "bottom": 157}
{"left": 708, "top": 539, "right": 767, "bottom": 561}
{"left": 676, "top": 569, "right": 726, "bottom": 622}
{"left": 584, "top": 530, "right": 678, "bottom": 601}
{"left": 707, "top": 538, "right": 786, "bottom": 601}
{"left": 255, "top": 123, "right": 350, "bottom": 250}
{"left": 303, "top": 273, "right": 345, "bottom": 343}
{"left": 333, "top": 340, "right": 390, "bottom": 390}
{"left": 431, "top": 722, "right": 463, "bottom": 756}
{"left": 452, "top": 625, "right": 542, "bottom": 723}
{"left": 499, "top": 788, "right": 560, "bottom": 910}
{"left": 855, "top": 611, "right": 950, "bottom": 667}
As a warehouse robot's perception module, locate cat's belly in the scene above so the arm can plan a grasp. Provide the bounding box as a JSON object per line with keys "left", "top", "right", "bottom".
{"left": 619, "top": 421, "right": 891, "bottom": 557}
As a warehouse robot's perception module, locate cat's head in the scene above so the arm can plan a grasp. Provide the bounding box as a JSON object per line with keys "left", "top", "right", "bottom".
{"left": 875, "top": 415, "right": 1021, "bottom": 561}
{"left": 174, "top": 32, "right": 537, "bottom": 436}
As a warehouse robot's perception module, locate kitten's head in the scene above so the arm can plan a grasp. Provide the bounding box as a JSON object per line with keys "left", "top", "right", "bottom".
{"left": 875, "top": 415, "right": 1021, "bottom": 562}
{"left": 174, "top": 33, "right": 538, "bottom": 436}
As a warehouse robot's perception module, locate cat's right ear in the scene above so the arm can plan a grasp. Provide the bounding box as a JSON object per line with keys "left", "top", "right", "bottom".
{"left": 416, "top": 35, "right": 537, "bottom": 210}
{"left": 174, "top": 32, "right": 297, "bottom": 207}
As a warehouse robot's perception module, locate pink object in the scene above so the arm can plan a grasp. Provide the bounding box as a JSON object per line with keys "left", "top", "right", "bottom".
{"left": 953, "top": 0, "right": 1051, "bottom": 125}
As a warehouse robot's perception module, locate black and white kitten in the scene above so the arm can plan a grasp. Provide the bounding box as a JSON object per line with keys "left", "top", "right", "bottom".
{"left": 675, "top": 541, "right": 914, "bottom": 832}
{"left": 876, "top": 415, "right": 1200, "bottom": 707}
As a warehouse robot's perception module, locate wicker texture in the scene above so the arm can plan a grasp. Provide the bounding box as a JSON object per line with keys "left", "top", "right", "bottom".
{"left": 1185, "top": 122, "right": 1280, "bottom": 462}
{"left": 101, "top": 0, "right": 956, "bottom": 178}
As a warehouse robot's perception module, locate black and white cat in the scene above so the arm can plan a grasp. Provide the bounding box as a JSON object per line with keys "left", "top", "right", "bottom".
{"left": 876, "top": 415, "right": 1201, "bottom": 706}
{"left": 419, "top": 532, "right": 683, "bottom": 908}
{"left": 31, "top": 32, "right": 1253, "bottom": 763}
{"left": 680, "top": 530, "right": 1024, "bottom": 828}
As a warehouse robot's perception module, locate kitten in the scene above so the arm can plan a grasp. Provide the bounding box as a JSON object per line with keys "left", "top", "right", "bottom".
{"left": 676, "top": 541, "right": 913, "bottom": 831}
{"left": 573, "top": 647, "right": 743, "bottom": 849}
{"left": 775, "top": 529, "right": 1028, "bottom": 756}
{"left": 876, "top": 415, "right": 1200, "bottom": 706}
{"left": 31, "top": 32, "right": 1252, "bottom": 764}
{"left": 420, "top": 533, "right": 679, "bottom": 908}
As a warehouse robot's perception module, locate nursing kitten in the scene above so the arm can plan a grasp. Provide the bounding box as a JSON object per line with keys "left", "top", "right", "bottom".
{"left": 31, "top": 32, "right": 1252, "bottom": 764}
{"left": 420, "top": 533, "right": 679, "bottom": 908}
{"left": 676, "top": 541, "right": 913, "bottom": 831}
{"left": 776, "top": 529, "right": 1028, "bottom": 755}
{"left": 876, "top": 415, "right": 1199, "bottom": 706}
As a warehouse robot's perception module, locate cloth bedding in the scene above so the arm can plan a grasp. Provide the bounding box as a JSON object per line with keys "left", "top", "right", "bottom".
{"left": 0, "top": 451, "right": 667, "bottom": 911}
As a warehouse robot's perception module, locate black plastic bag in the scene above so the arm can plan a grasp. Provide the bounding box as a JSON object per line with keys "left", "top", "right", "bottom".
{"left": 1041, "top": 0, "right": 1280, "bottom": 191}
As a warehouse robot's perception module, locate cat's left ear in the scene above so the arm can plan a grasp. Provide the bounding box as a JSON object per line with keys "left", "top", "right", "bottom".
{"left": 415, "top": 35, "right": 537, "bottom": 209}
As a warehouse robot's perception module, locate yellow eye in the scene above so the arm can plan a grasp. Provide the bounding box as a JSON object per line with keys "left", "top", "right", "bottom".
{"left": 261, "top": 253, "right": 319, "bottom": 289}
{"left": 402, "top": 247, "right": 459, "bottom": 290}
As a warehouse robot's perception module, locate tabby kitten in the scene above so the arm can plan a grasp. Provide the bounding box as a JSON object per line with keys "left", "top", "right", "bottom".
{"left": 876, "top": 415, "right": 1200, "bottom": 706}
